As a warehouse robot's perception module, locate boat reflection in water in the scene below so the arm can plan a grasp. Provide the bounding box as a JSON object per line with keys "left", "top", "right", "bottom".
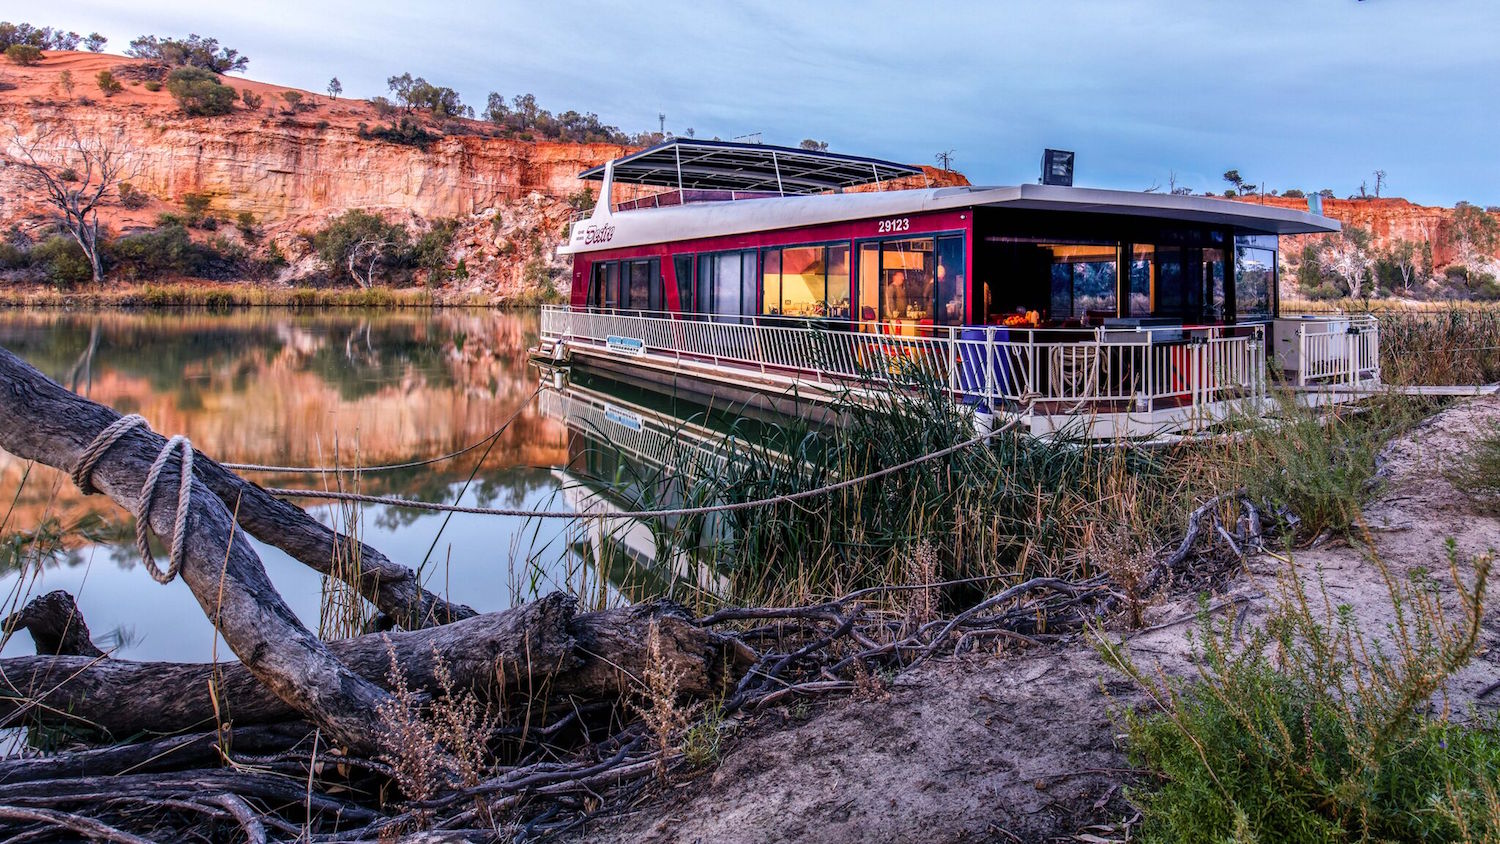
{"left": 538, "top": 370, "right": 797, "bottom": 606}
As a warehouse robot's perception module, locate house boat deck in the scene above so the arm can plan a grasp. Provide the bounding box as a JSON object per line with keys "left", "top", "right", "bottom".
{"left": 537, "top": 140, "right": 1380, "bottom": 439}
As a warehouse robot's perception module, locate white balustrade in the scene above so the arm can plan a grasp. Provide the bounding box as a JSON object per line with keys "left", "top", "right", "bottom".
{"left": 541, "top": 306, "right": 1373, "bottom": 435}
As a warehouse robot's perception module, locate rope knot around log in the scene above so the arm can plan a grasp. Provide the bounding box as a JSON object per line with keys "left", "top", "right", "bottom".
{"left": 71, "top": 413, "right": 195, "bottom": 585}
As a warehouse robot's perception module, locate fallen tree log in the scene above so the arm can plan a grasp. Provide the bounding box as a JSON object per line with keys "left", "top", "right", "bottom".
{"left": 1, "top": 590, "right": 103, "bottom": 657}
{"left": 0, "top": 346, "right": 472, "bottom": 630}
{"left": 0, "top": 594, "right": 749, "bottom": 740}
{"left": 0, "top": 346, "right": 396, "bottom": 754}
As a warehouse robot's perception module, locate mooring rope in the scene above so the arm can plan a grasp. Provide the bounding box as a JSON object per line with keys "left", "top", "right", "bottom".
{"left": 263, "top": 415, "right": 1025, "bottom": 520}
{"left": 70, "top": 413, "right": 194, "bottom": 584}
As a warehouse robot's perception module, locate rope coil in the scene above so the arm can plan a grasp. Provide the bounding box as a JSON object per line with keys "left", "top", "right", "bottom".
{"left": 71, "top": 413, "right": 195, "bottom": 585}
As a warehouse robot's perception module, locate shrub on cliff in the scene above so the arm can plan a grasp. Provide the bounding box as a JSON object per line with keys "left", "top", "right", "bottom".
{"left": 165, "top": 67, "right": 236, "bottom": 116}
{"left": 95, "top": 70, "right": 123, "bottom": 97}
{"left": 106, "top": 223, "right": 205, "bottom": 280}
{"left": 313, "top": 211, "right": 411, "bottom": 287}
{"left": 30, "top": 235, "right": 93, "bottom": 287}
{"left": 4, "top": 44, "right": 43, "bottom": 66}
{"left": 357, "top": 117, "right": 438, "bottom": 149}
{"left": 126, "top": 33, "right": 248, "bottom": 74}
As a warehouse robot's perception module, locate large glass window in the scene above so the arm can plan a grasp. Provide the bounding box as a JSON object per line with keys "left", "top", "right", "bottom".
{"left": 697, "top": 250, "right": 757, "bottom": 320}
{"left": 827, "top": 244, "right": 851, "bottom": 319}
{"left": 881, "top": 237, "right": 935, "bottom": 322}
{"left": 858, "top": 242, "right": 879, "bottom": 325}
{"left": 1235, "top": 244, "right": 1275, "bottom": 318}
{"left": 604, "top": 262, "right": 621, "bottom": 308}
{"left": 589, "top": 259, "right": 660, "bottom": 310}
{"left": 1045, "top": 244, "right": 1117, "bottom": 321}
{"left": 936, "top": 236, "right": 964, "bottom": 324}
{"left": 1128, "top": 244, "right": 1154, "bottom": 316}
{"left": 673, "top": 254, "right": 694, "bottom": 312}
{"left": 1204, "top": 248, "right": 1226, "bottom": 321}
{"left": 760, "top": 243, "right": 851, "bottom": 319}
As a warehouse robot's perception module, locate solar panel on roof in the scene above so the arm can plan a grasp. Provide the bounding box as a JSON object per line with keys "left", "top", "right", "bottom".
{"left": 579, "top": 139, "right": 922, "bottom": 194}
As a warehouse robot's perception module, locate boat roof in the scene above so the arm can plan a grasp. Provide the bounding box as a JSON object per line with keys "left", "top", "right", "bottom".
{"left": 560, "top": 183, "right": 1340, "bottom": 255}
{"left": 578, "top": 138, "right": 922, "bottom": 194}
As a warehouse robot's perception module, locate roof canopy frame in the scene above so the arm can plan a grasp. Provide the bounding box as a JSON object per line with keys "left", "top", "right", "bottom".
{"left": 580, "top": 138, "right": 921, "bottom": 196}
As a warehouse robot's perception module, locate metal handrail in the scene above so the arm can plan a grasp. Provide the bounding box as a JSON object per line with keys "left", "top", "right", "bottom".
{"left": 540, "top": 307, "right": 1278, "bottom": 420}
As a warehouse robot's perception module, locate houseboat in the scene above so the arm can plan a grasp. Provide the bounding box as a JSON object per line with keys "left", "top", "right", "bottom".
{"left": 536, "top": 139, "right": 1379, "bottom": 438}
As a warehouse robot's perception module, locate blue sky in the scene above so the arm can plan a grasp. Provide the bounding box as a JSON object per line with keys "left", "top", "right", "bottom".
{"left": 14, "top": 1, "right": 1499, "bottom": 206}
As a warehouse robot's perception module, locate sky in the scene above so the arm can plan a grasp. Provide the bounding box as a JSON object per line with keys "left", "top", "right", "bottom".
{"left": 12, "top": 0, "right": 1500, "bottom": 207}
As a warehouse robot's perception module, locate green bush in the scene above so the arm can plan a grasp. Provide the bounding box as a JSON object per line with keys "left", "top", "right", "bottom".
{"left": 1228, "top": 393, "right": 1427, "bottom": 542}
{"left": 409, "top": 218, "right": 458, "bottom": 273}
{"left": 4, "top": 44, "right": 43, "bottom": 66}
{"left": 240, "top": 88, "right": 262, "bottom": 110}
{"left": 106, "top": 223, "right": 204, "bottom": 280}
{"left": 165, "top": 66, "right": 235, "bottom": 116}
{"left": 358, "top": 116, "right": 438, "bottom": 149}
{"left": 30, "top": 235, "right": 92, "bottom": 286}
{"left": 95, "top": 69, "right": 123, "bottom": 97}
{"left": 235, "top": 210, "right": 258, "bottom": 240}
{"left": 181, "top": 192, "right": 215, "bottom": 228}
{"left": 1102, "top": 546, "right": 1495, "bottom": 843}
{"left": 142, "top": 80, "right": 161, "bottom": 92}
{"left": 312, "top": 210, "right": 410, "bottom": 286}
{"left": 118, "top": 182, "right": 150, "bottom": 210}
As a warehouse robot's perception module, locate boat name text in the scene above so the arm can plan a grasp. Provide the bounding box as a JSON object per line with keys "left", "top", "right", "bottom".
{"left": 582, "top": 223, "right": 616, "bottom": 245}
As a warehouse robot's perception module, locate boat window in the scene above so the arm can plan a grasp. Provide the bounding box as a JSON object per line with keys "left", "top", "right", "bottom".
{"left": 604, "top": 262, "right": 621, "bottom": 309}
{"left": 827, "top": 244, "right": 851, "bottom": 319}
{"left": 858, "top": 242, "right": 880, "bottom": 327}
{"left": 1045, "top": 244, "right": 1117, "bottom": 321}
{"left": 588, "top": 262, "right": 607, "bottom": 309}
{"left": 1204, "top": 248, "right": 1226, "bottom": 321}
{"left": 1234, "top": 244, "right": 1275, "bottom": 318}
{"left": 935, "top": 236, "right": 964, "bottom": 324}
{"left": 757, "top": 243, "right": 854, "bottom": 320}
{"left": 880, "top": 237, "right": 935, "bottom": 323}
{"left": 673, "top": 254, "right": 694, "bottom": 311}
{"left": 696, "top": 250, "right": 756, "bottom": 320}
{"left": 1153, "top": 246, "right": 1188, "bottom": 319}
{"left": 1128, "top": 244, "right": 1154, "bottom": 316}
{"left": 627, "top": 261, "right": 650, "bottom": 311}
{"left": 760, "top": 249, "right": 782, "bottom": 315}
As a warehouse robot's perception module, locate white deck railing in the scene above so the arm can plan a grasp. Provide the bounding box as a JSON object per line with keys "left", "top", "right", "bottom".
{"left": 539, "top": 307, "right": 1328, "bottom": 434}
{"left": 1290, "top": 315, "right": 1381, "bottom": 387}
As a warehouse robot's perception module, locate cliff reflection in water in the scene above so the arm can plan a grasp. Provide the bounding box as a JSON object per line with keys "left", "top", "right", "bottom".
{"left": 0, "top": 308, "right": 790, "bottom": 661}
{"left": 0, "top": 308, "right": 575, "bottom": 661}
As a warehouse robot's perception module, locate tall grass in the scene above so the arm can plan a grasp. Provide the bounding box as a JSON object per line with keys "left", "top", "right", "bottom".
{"left": 1376, "top": 307, "right": 1500, "bottom": 386}
{"left": 589, "top": 374, "right": 1187, "bottom": 609}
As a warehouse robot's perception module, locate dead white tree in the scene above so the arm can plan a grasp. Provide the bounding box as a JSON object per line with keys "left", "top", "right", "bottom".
{"left": 2, "top": 123, "right": 134, "bottom": 285}
{"left": 347, "top": 234, "right": 391, "bottom": 288}
{"left": 1319, "top": 226, "right": 1374, "bottom": 298}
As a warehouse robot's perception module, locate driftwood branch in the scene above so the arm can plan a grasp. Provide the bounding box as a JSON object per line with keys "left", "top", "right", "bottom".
{"left": 0, "top": 594, "right": 748, "bottom": 739}
{"left": 0, "top": 346, "right": 396, "bottom": 754}
{"left": 1, "top": 591, "right": 104, "bottom": 657}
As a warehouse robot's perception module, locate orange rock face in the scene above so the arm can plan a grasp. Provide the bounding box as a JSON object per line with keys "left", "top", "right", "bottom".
{"left": 1232, "top": 195, "right": 1496, "bottom": 269}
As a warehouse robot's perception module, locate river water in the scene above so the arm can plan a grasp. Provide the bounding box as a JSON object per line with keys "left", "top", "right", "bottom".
{"left": 0, "top": 308, "right": 701, "bottom": 663}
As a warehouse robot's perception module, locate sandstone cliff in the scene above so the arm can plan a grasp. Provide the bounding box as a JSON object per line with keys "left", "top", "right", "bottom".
{"left": 0, "top": 52, "right": 964, "bottom": 299}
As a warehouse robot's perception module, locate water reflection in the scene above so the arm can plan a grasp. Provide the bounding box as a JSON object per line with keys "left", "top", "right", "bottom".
{"left": 0, "top": 308, "right": 572, "bottom": 662}
{"left": 0, "top": 309, "right": 783, "bottom": 663}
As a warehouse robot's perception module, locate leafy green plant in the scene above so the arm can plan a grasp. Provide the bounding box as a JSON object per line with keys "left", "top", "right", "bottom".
{"left": 95, "top": 69, "right": 122, "bottom": 96}
{"left": 165, "top": 66, "right": 235, "bottom": 116}
{"left": 1100, "top": 544, "right": 1495, "bottom": 843}
{"left": 4, "top": 44, "right": 43, "bottom": 66}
